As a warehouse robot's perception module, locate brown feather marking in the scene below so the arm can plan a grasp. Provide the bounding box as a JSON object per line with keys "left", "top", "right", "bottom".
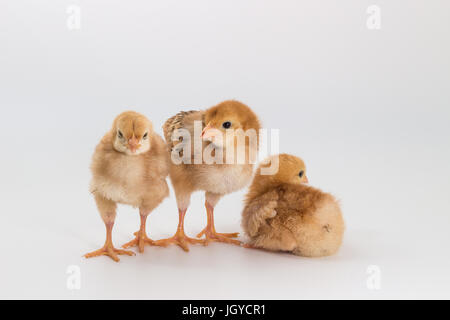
{"left": 162, "top": 110, "right": 199, "bottom": 150}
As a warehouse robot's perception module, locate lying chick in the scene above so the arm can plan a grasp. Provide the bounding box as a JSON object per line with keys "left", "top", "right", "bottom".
{"left": 155, "top": 100, "right": 261, "bottom": 251}
{"left": 242, "top": 154, "right": 344, "bottom": 257}
{"left": 84, "top": 111, "right": 169, "bottom": 262}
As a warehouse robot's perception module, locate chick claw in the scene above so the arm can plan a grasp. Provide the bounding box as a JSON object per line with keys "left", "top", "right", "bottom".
{"left": 84, "top": 245, "right": 135, "bottom": 262}
{"left": 196, "top": 228, "right": 239, "bottom": 239}
{"left": 122, "top": 231, "right": 156, "bottom": 253}
{"left": 154, "top": 231, "right": 206, "bottom": 252}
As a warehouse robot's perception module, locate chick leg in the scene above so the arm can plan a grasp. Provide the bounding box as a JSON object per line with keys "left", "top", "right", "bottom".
{"left": 85, "top": 196, "right": 135, "bottom": 262}
{"left": 122, "top": 209, "right": 155, "bottom": 253}
{"left": 199, "top": 201, "right": 241, "bottom": 246}
{"left": 84, "top": 221, "right": 135, "bottom": 262}
{"left": 154, "top": 209, "right": 206, "bottom": 252}
{"left": 196, "top": 192, "right": 238, "bottom": 239}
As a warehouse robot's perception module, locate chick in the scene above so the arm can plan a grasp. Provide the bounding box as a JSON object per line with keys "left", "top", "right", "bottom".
{"left": 84, "top": 111, "right": 169, "bottom": 262}
{"left": 155, "top": 100, "right": 261, "bottom": 251}
{"left": 242, "top": 154, "right": 344, "bottom": 257}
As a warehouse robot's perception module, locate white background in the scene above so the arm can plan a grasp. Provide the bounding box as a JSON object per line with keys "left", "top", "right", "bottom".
{"left": 1, "top": 0, "right": 449, "bottom": 299}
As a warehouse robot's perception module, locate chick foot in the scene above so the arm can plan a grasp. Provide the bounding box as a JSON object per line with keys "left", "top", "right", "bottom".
{"left": 202, "top": 229, "right": 242, "bottom": 246}
{"left": 84, "top": 245, "right": 135, "bottom": 262}
{"left": 122, "top": 231, "right": 156, "bottom": 253}
{"left": 196, "top": 228, "right": 239, "bottom": 239}
{"left": 200, "top": 202, "right": 241, "bottom": 246}
{"left": 154, "top": 230, "right": 206, "bottom": 252}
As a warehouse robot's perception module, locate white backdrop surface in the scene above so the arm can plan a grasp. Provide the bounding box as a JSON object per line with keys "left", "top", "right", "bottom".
{"left": 0, "top": 1, "right": 449, "bottom": 299}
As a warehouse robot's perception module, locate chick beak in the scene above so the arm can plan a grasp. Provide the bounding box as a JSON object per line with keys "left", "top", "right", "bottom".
{"left": 201, "top": 123, "right": 215, "bottom": 140}
{"left": 303, "top": 175, "right": 309, "bottom": 184}
{"left": 128, "top": 136, "right": 140, "bottom": 153}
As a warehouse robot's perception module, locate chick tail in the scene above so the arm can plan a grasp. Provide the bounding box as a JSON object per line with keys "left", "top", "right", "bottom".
{"left": 162, "top": 110, "right": 199, "bottom": 146}
{"left": 162, "top": 114, "right": 178, "bottom": 143}
{"left": 293, "top": 196, "right": 345, "bottom": 257}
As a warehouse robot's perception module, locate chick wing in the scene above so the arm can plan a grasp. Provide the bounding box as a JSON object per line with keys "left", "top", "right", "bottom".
{"left": 242, "top": 189, "right": 279, "bottom": 237}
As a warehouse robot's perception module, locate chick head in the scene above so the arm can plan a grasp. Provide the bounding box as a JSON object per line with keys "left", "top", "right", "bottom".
{"left": 112, "top": 111, "right": 153, "bottom": 155}
{"left": 201, "top": 100, "right": 260, "bottom": 149}
{"left": 258, "top": 154, "right": 309, "bottom": 186}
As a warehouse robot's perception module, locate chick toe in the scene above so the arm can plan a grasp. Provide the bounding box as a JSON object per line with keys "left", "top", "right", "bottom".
{"left": 84, "top": 245, "right": 135, "bottom": 262}
{"left": 154, "top": 231, "right": 206, "bottom": 252}
{"left": 122, "top": 231, "right": 156, "bottom": 253}
{"left": 202, "top": 230, "right": 241, "bottom": 246}
{"left": 196, "top": 228, "right": 239, "bottom": 239}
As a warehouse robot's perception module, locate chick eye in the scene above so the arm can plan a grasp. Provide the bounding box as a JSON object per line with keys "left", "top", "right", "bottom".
{"left": 222, "top": 121, "right": 232, "bottom": 129}
{"left": 143, "top": 132, "right": 148, "bottom": 139}
{"left": 299, "top": 171, "right": 304, "bottom": 178}
{"left": 118, "top": 130, "right": 123, "bottom": 139}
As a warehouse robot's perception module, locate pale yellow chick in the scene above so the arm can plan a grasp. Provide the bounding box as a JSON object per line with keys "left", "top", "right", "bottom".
{"left": 242, "top": 154, "right": 345, "bottom": 257}
{"left": 85, "top": 111, "right": 169, "bottom": 262}
{"left": 155, "top": 100, "right": 261, "bottom": 251}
